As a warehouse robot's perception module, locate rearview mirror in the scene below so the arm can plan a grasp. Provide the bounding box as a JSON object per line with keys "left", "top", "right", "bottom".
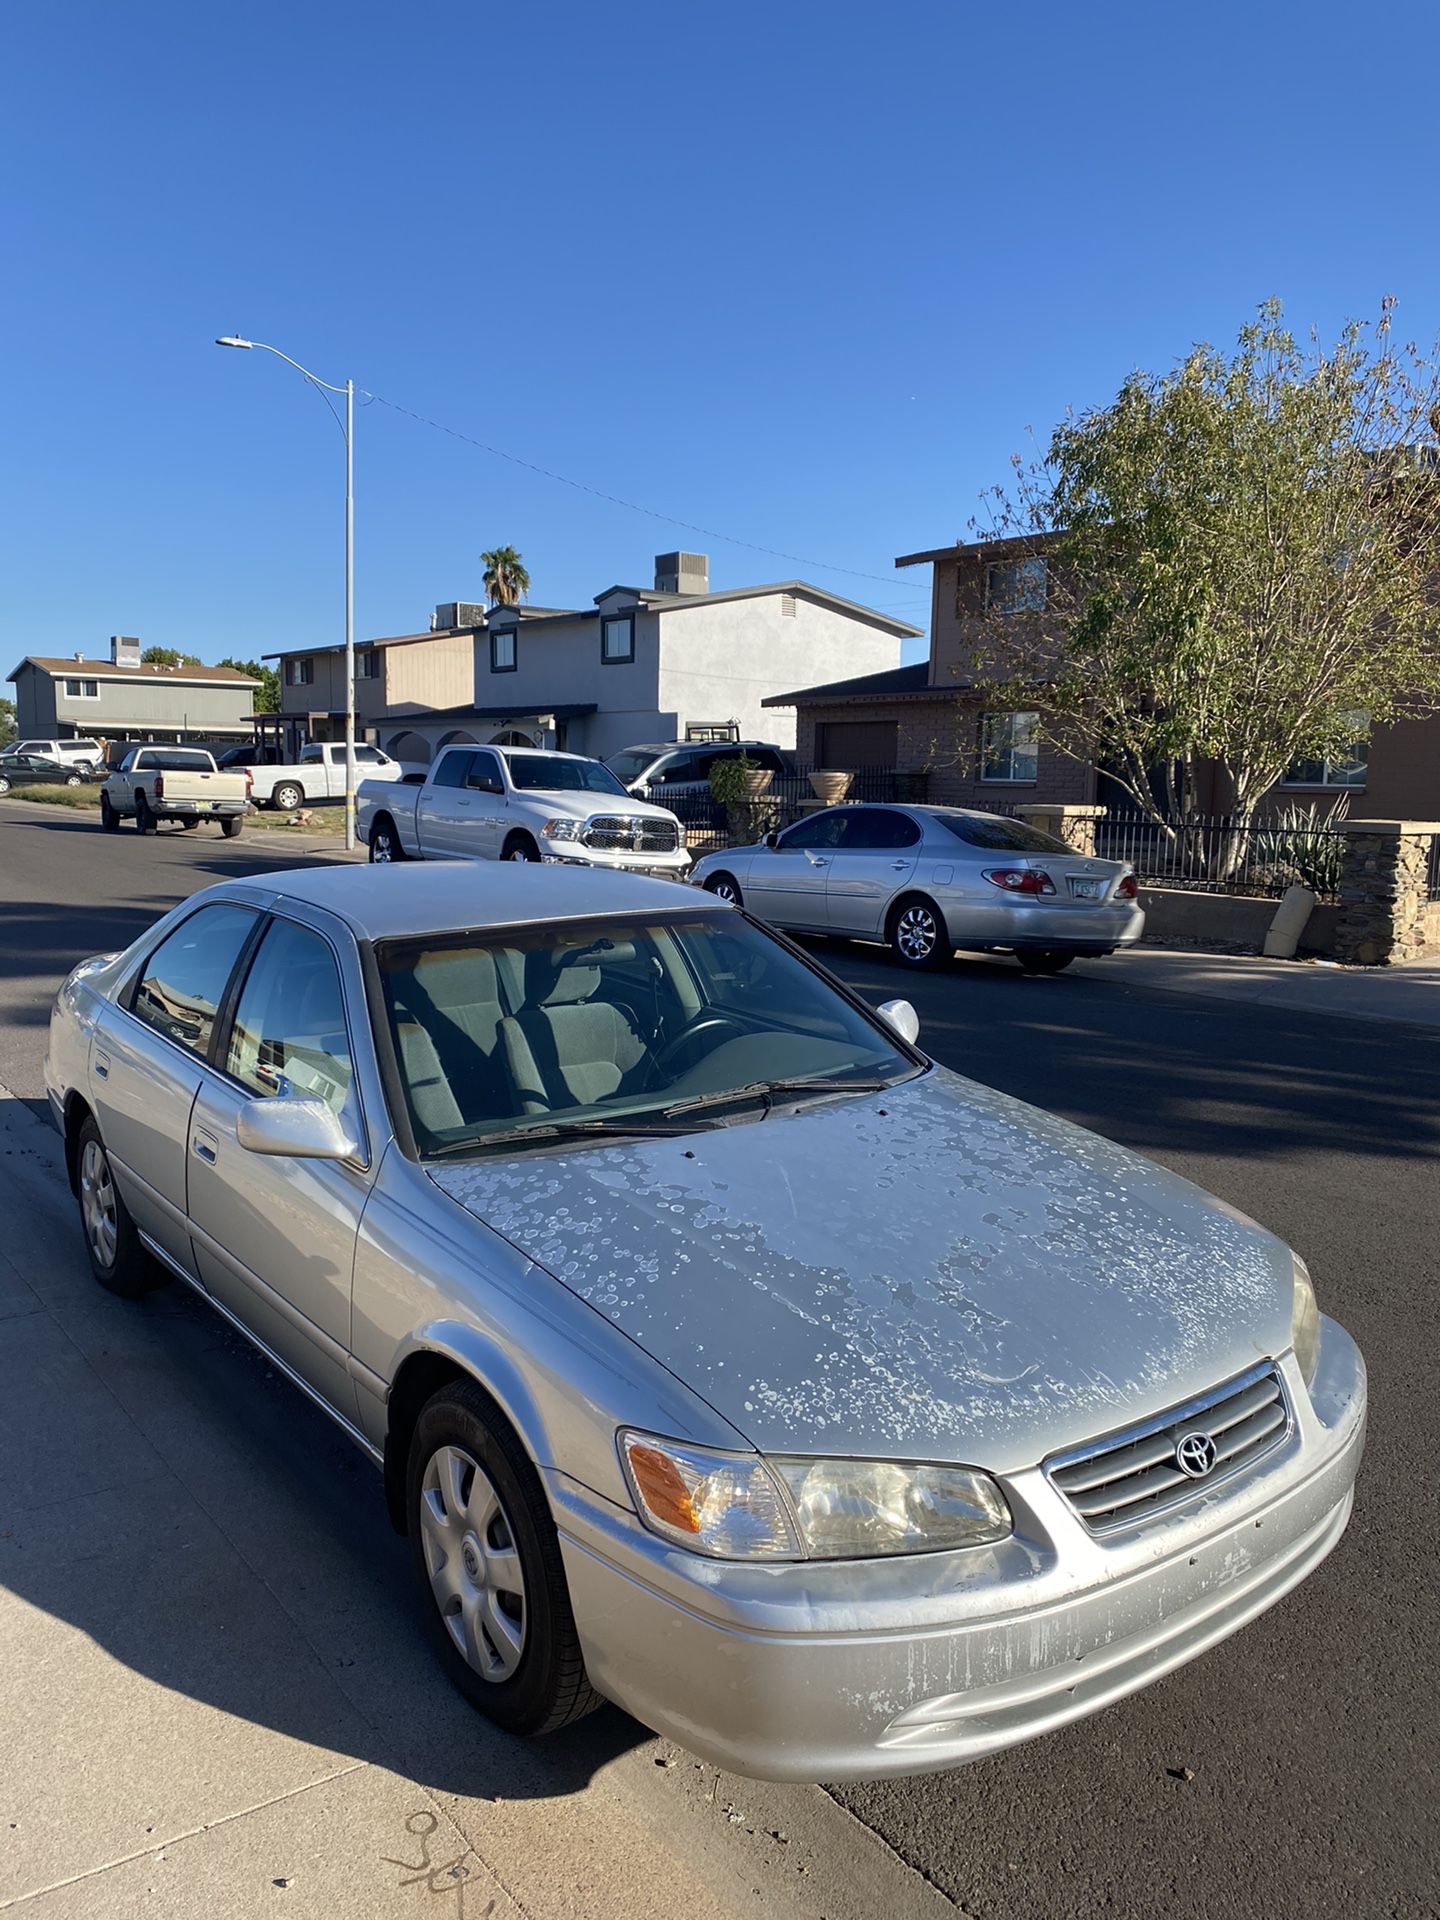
{"left": 235, "top": 1096, "right": 359, "bottom": 1162}
{"left": 877, "top": 998, "right": 920, "bottom": 1046}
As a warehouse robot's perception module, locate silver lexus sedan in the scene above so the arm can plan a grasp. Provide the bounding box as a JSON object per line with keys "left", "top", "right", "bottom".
{"left": 690, "top": 803, "right": 1144, "bottom": 971}
{"left": 45, "top": 865, "right": 1364, "bottom": 1782}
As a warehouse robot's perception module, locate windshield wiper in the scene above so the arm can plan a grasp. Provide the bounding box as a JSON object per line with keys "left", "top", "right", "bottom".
{"left": 661, "top": 1074, "right": 896, "bottom": 1119}
{"left": 427, "top": 1116, "right": 703, "bottom": 1159}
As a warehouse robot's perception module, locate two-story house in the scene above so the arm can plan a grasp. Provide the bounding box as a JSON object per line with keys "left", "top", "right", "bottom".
{"left": 266, "top": 556, "right": 920, "bottom": 766}
{"left": 7, "top": 637, "right": 258, "bottom": 751}
{"left": 765, "top": 537, "right": 1440, "bottom": 819}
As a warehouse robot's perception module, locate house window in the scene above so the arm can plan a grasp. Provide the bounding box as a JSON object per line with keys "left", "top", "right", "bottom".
{"left": 981, "top": 710, "right": 1040, "bottom": 783}
{"left": 1284, "top": 713, "right": 1369, "bottom": 788}
{"left": 601, "top": 614, "right": 635, "bottom": 664}
{"left": 63, "top": 678, "right": 99, "bottom": 698}
{"left": 490, "top": 628, "right": 517, "bottom": 673}
{"left": 355, "top": 649, "right": 379, "bottom": 680}
{"left": 985, "top": 557, "right": 1048, "bottom": 614}
{"left": 286, "top": 658, "right": 315, "bottom": 687}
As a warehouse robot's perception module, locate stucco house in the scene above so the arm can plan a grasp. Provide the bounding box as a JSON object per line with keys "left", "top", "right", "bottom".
{"left": 267, "top": 555, "right": 920, "bottom": 766}
{"left": 765, "top": 537, "right": 1440, "bottom": 819}
{"left": 7, "top": 637, "right": 258, "bottom": 750}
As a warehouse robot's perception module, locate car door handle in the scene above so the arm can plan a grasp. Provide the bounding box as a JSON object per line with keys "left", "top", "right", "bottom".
{"left": 891, "top": 860, "right": 911, "bottom": 870}
{"left": 457, "top": 798, "right": 471, "bottom": 807}
{"left": 193, "top": 1129, "right": 219, "bottom": 1165}
{"left": 94, "top": 1052, "right": 110, "bottom": 1080}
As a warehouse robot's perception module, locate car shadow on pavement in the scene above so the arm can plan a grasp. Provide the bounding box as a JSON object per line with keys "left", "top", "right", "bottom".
{"left": 0, "top": 1102, "right": 649, "bottom": 1810}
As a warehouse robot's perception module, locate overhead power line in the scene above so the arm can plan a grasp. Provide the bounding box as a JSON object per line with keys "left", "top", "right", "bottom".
{"left": 362, "top": 390, "right": 931, "bottom": 599}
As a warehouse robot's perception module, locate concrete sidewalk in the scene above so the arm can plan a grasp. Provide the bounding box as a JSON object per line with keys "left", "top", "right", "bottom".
{"left": 0, "top": 1095, "right": 949, "bottom": 1920}
{"left": 1070, "top": 945, "right": 1440, "bottom": 1029}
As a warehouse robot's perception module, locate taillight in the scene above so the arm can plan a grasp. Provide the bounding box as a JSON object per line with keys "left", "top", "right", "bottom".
{"left": 244, "top": 771, "right": 253, "bottom": 797}
{"left": 1115, "top": 872, "right": 1139, "bottom": 901}
{"left": 153, "top": 774, "right": 165, "bottom": 799}
{"left": 982, "top": 867, "right": 1056, "bottom": 896}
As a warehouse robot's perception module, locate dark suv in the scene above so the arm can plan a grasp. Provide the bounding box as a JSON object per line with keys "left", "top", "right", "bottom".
{"left": 604, "top": 740, "right": 791, "bottom": 803}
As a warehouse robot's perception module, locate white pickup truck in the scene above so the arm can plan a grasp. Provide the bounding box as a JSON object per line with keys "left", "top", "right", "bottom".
{"left": 215, "top": 740, "right": 407, "bottom": 810}
{"left": 100, "top": 746, "right": 251, "bottom": 836}
{"left": 357, "top": 744, "right": 690, "bottom": 874}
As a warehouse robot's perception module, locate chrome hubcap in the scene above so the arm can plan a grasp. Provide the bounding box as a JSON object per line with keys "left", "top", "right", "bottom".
{"left": 373, "top": 833, "right": 393, "bottom": 862}
{"left": 79, "top": 1140, "right": 118, "bottom": 1268}
{"left": 506, "top": 848, "right": 532, "bottom": 862}
{"left": 419, "top": 1446, "right": 526, "bottom": 1682}
{"left": 897, "top": 906, "right": 937, "bottom": 960}
{"left": 712, "top": 881, "right": 737, "bottom": 902}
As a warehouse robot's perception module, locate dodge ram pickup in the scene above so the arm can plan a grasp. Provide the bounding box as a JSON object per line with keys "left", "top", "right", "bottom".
{"left": 101, "top": 747, "right": 251, "bottom": 835}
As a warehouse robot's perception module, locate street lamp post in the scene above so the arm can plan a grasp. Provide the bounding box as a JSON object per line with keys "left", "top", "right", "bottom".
{"left": 216, "top": 337, "right": 358, "bottom": 851}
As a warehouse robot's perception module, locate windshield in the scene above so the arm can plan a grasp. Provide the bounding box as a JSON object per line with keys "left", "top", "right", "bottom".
{"left": 504, "top": 754, "right": 628, "bottom": 795}
{"left": 377, "top": 910, "right": 917, "bottom": 1158}
{"left": 603, "top": 751, "right": 659, "bottom": 784}
{"left": 934, "top": 811, "right": 1069, "bottom": 854}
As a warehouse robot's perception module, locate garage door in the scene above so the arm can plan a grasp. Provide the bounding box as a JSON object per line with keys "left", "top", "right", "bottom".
{"left": 816, "top": 720, "right": 899, "bottom": 770}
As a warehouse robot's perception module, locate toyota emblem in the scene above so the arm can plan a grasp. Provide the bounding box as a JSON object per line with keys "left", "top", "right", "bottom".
{"left": 1175, "top": 1431, "right": 1217, "bottom": 1478}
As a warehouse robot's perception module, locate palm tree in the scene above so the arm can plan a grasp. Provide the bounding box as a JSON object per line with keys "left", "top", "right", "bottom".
{"left": 481, "top": 546, "right": 530, "bottom": 608}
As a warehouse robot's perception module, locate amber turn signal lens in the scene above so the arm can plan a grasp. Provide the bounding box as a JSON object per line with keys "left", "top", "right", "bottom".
{"left": 626, "top": 1443, "right": 701, "bottom": 1533}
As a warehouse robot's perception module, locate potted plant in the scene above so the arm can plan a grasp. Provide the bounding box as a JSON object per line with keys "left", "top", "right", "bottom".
{"left": 808, "top": 769, "right": 853, "bottom": 805}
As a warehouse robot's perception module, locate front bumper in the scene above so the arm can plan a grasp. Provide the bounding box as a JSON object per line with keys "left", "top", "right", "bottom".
{"left": 551, "top": 1322, "right": 1364, "bottom": 1781}
{"left": 541, "top": 846, "right": 691, "bottom": 878}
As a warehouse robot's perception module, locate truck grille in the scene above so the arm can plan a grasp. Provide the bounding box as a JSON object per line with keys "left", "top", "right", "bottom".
{"left": 1045, "top": 1364, "right": 1290, "bottom": 1534}
{"left": 583, "top": 814, "right": 680, "bottom": 854}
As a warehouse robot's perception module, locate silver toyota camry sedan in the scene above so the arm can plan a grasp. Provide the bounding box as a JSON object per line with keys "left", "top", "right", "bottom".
{"left": 46, "top": 865, "right": 1364, "bottom": 1782}
{"left": 690, "top": 803, "right": 1144, "bottom": 971}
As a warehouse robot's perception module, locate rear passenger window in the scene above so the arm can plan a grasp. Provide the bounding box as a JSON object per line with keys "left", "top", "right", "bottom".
{"left": 225, "top": 919, "right": 355, "bottom": 1120}
{"left": 133, "top": 906, "right": 257, "bottom": 1057}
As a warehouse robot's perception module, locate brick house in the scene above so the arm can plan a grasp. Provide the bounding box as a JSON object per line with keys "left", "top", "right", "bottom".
{"left": 765, "top": 538, "right": 1440, "bottom": 818}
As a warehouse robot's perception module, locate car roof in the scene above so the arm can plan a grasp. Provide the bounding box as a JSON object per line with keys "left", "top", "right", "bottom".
{"left": 617, "top": 740, "right": 775, "bottom": 755}
{"left": 198, "top": 863, "right": 720, "bottom": 943}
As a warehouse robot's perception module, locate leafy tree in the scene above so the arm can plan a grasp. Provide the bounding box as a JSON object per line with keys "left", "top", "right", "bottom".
{"left": 141, "top": 645, "right": 203, "bottom": 667}
{"left": 481, "top": 546, "right": 530, "bottom": 607}
{"left": 0, "top": 696, "right": 15, "bottom": 743}
{"left": 218, "top": 657, "right": 279, "bottom": 714}
{"left": 964, "top": 299, "right": 1440, "bottom": 831}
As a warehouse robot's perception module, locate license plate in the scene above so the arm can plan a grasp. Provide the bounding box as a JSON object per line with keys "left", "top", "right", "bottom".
{"left": 1068, "top": 877, "right": 1105, "bottom": 900}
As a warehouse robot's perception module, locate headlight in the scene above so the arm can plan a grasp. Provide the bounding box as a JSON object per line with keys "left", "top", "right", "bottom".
{"left": 1291, "top": 1252, "right": 1321, "bottom": 1386}
{"left": 541, "top": 818, "right": 582, "bottom": 842}
{"left": 618, "top": 1431, "right": 1011, "bottom": 1561}
{"left": 675, "top": 822, "right": 687, "bottom": 849}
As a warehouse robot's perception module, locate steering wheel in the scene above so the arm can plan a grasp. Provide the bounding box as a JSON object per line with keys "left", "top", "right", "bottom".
{"left": 651, "top": 1013, "right": 748, "bottom": 1075}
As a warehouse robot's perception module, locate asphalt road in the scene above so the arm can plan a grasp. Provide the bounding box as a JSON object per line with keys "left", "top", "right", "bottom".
{"left": 2, "top": 799, "right": 1437, "bottom": 1919}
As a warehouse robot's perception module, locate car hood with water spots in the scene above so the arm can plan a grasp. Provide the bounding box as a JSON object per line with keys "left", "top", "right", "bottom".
{"left": 426, "top": 1067, "right": 1297, "bottom": 1469}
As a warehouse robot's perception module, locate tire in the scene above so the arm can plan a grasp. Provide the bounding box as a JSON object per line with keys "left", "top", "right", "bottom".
{"left": 406, "top": 1380, "right": 601, "bottom": 1736}
{"left": 272, "top": 782, "right": 304, "bottom": 812}
{"left": 65, "top": 774, "right": 82, "bottom": 788}
{"left": 220, "top": 815, "right": 244, "bottom": 838}
{"left": 888, "top": 895, "right": 950, "bottom": 969}
{"left": 0, "top": 775, "right": 10, "bottom": 796}
{"left": 74, "top": 1117, "right": 167, "bottom": 1298}
{"left": 369, "top": 816, "right": 406, "bottom": 863}
{"left": 181, "top": 817, "right": 201, "bottom": 829}
{"left": 99, "top": 793, "right": 118, "bottom": 831}
{"left": 502, "top": 833, "right": 540, "bottom": 863}
{"left": 1018, "top": 950, "right": 1077, "bottom": 975}
{"left": 703, "top": 872, "right": 743, "bottom": 907}
{"left": 134, "top": 792, "right": 156, "bottom": 834}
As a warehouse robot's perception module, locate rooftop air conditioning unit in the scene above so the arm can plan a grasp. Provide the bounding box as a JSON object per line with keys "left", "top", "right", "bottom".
{"left": 432, "top": 602, "right": 489, "bottom": 631}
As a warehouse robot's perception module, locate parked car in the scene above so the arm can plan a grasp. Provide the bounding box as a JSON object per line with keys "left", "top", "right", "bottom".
{"left": 358, "top": 744, "right": 689, "bottom": 876}
{"left": 0, "top": 751, "right": 93, "bottom": 794}
{"left": 1, "top": 736, "right": 103, "bottom": 772}
{"left": 47, "top": 864, "right": 1364, "bottom": 1783}
{"left": 100, "top": 746, "right": 251, "bottom": 835}
{"left": 605, "top": 740, "right": 791, "bottom": 804}
{"left": 691, "top": 804, "right": 1144, "bottom": 972}
{"left": 217, "top": 740, "right": 407, "bottom": 811}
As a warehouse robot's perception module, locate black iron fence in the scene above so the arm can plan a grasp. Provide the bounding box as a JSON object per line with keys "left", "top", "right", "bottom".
{"left": 1427, "top": 832, "right": 1440, "bottom": 902}
{"left": 1095, "top": 813, "right": 1349, "bottom": 900}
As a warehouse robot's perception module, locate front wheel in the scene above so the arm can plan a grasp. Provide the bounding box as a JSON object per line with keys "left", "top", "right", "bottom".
{"left": 220, "top": 815, "right": 244, "bottom": 838}
{"left": 407, "top": 1381, "right": 601, "bottom": 1736}
{"left": 889, "top": 896, "right": 950, "bottom": 969}
{"left": 503, "top": 834, "right": 540, "bottom": 863}
{"left": 75, "top": 1117, "right": 166, "bottom": 1297}
{"left": 369, "top": 817, "right": 406, "bottom": 862}
{"left": 1017, "top": 950, "right": 1077, "bottom": 975}
{"left": 0, "top": 775, "right": 10, "bottom": 796}
{"left": 272, "top": 782, "right": 304, "bottom": 812}
{"left": 703, "top": 872, "right": 744, "bottom": 907}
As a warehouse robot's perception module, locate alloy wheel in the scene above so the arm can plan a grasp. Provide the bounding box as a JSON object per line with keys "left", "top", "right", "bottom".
{"left": 79, "top": 1139, "right": 118, "bottom": 1270}
{"left": 372, "top": 828, "right": 394, "bottom": 862}
{"left": 708, "top": 877, "right": 739, "bottom": 903}
{"left": 505, "top": 845, "right": 534, "bottom": 862}
{"left": 419, "top": 1445, "right": 527, "bottom": 1682}
{"left": 896, "top": 903, "right": 939, "bottom": 962}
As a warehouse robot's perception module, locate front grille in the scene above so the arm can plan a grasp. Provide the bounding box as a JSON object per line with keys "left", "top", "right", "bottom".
{"left": 1046, "top": 1364, "right": 1290, "bottom": 1534}
{"left": 583, "top": 814, "right": 680, "bottom": 854}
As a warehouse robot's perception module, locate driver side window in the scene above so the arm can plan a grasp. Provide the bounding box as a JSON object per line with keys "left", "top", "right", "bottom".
{"left": 226, "top": 919, "right": 355, "bottom": 1122}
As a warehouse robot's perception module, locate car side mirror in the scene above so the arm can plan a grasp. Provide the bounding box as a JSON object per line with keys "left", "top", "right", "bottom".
{"left": 764, "top": 830, "right": 779, "bottom": 848}
{"left": 877, "top": 998, "right": 920, "bottom": 1046}
{"left": 235, "top": 1096, "right": 359, "bottom": 1162}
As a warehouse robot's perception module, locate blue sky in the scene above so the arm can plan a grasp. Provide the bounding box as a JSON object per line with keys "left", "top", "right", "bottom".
{"left": 5, "top": 0, "right": 1439, "bottom": 673}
